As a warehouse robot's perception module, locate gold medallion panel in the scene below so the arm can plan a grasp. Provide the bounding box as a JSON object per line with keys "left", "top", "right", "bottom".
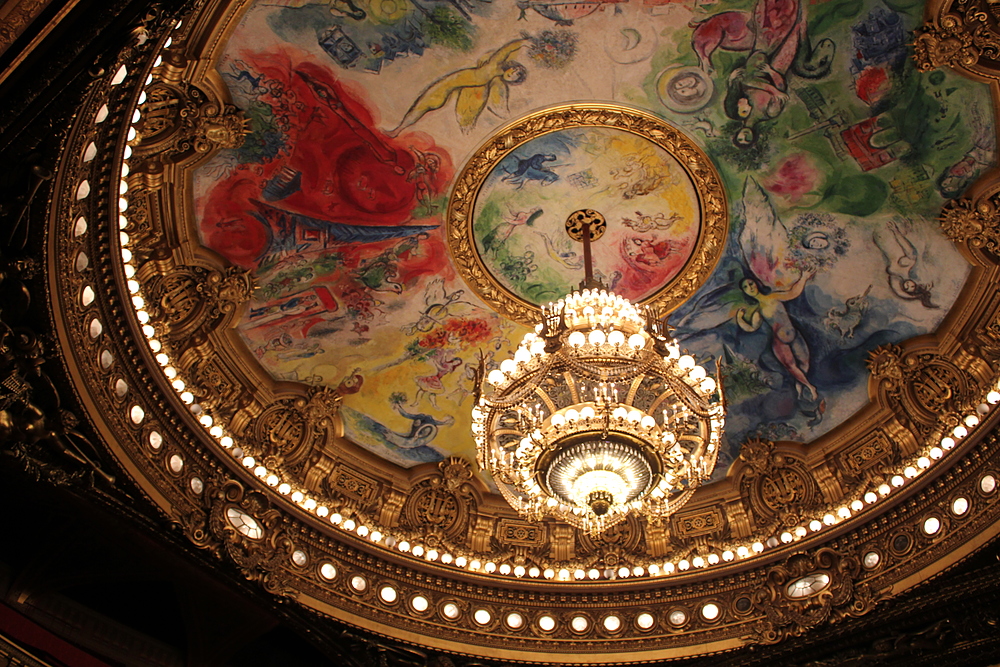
{"left": 447, "top": 104, "right": 728, "bottom": 324}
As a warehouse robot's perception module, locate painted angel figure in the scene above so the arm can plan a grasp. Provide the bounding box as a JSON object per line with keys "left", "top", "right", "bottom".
{"left": 675, "top": 177, "right": 823, "bottom": 424}
{"left": 389, "top": 39, "right": 528, "bottom": 136}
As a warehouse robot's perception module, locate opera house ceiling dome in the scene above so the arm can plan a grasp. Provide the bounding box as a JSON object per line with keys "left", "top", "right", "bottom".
{"left": 19, "top": 0, "right": 1000, "bottom": 659}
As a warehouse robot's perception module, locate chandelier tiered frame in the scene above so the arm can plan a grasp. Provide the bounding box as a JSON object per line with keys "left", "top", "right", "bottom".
{"left": 473, "top": 287, "right": 726, "bottom": 535}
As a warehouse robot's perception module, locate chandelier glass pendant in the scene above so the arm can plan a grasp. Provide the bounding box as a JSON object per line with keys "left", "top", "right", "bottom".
{"left": 473, "top": 210, "right": 726, "bottom": 535}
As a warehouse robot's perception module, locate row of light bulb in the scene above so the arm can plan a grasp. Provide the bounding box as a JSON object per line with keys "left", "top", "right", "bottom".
{"left": 549, "top": 405, "right": 663, "bottom": 433}
{"left": 546, "top": 289, "right": 647, "bottom": 331}
{"left": 489, "top": 334, "right": 717, "bottom": 398}
{"left": 566, "top": 328, "right": 647, "bottom": 351}
{"left": 487, "top": 327, "right": 653, "bottom": 388}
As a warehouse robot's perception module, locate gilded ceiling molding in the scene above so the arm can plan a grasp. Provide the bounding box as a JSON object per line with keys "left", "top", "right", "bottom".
{"left": 747, "top": 548, "right": 889, "bottom": 645}
{"left": 940, "top": 189, "right": 1000, "bottom": 255}
{"left": 868, "top": 344, "right": 989, "bottom": 440}
{"left": 36, "top": 0, "right": 1000, "bottom": 660}
{"left": 0, "top": 255, "right": 113, "bottom": 488}
{"left": 737, "top": 439, "right": 826, "bottom": 535}
{"left": 915, "top": 0, "right": 1000, "bottom": 77}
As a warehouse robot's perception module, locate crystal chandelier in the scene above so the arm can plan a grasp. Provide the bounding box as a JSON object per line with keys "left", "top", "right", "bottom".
{"left": 473, "top": 210, "right": 725, "bottom": 535}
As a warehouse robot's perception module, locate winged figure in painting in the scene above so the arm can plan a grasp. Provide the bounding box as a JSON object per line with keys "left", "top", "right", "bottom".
{"left": 675, "top": 177, "right": 823, "bottom": 424}
{"left": 389, "top": 39, "right": 529, "bottom": 136}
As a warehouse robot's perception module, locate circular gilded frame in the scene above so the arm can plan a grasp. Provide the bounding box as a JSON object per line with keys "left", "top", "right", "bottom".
{"left": 446, "top": 104, "right": 728, "bottom": 324}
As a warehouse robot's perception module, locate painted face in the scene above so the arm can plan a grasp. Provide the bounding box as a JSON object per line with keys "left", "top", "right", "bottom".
{"left": 734, "top": 127, "right": 755, "bottom": 146}
{"left": 737, "top": 98, "right": 752, "bottom": 118}
{"left": 740, "top": 279, "right": 759, "bottom": 297}
{"left": 672, "top": 75, "right": 700, "bottom": 99}
{"left": 502, "top": 64, "right": 527, "bottom": 84}
{"left": 902, "top": 279, "right": 917, "bottom": 294}
{"left": 939, "top": 176, "right": 962, "bottom": 193}
{"left": 803, "top": 232, "right": 830, "bottom": 250}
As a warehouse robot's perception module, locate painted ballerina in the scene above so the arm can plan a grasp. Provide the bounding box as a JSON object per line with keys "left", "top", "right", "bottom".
{"left": 413, "top": 350, "right": 463, "bottom": 408}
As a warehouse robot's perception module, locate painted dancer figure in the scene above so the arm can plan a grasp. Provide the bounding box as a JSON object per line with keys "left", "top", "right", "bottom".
{"left": 413, "top": 351, "right": 463, "bottom": 408}
{"left": 675, "top": 178, "right": 824, "bottom": 425}
{"left": 390, "top": 39, "right": 528, "bottom": 135}
{"left": 873, "top": 218, "right": 937, "bottom": 309}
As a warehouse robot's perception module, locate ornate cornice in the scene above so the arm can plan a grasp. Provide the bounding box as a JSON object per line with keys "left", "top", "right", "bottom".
{"left": 915, "top": 0, "right": 1000, "bottom": 78}
{"left": 0, "top": 0, "right": 54, "bottom": 58}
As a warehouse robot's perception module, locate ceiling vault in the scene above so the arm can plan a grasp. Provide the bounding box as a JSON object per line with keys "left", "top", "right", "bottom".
{"left": 4, "top": 0, "right": 1000, "bottom": 663}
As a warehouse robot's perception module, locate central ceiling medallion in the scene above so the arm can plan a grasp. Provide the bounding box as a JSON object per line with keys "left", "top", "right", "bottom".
{"left": 473, "top": 209, "right": 726, "bottom": 535}
{"left": 447, "top": 104, "right": 728, "bottom": 324}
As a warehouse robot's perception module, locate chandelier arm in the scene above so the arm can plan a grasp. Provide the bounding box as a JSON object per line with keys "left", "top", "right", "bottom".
{"left": 656, "top": 370, "right": 718, "bottom": 418}
{"left": 484, "top": 358, "right": 561, "bottom": 409}
{"left": 560, "top": 353, "right": 660, "bottom": 384}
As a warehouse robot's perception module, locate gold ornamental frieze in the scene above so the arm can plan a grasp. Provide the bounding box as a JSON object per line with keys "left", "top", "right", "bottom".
{"left": 915, "top": 0, "right": 1000, "bottom": 77}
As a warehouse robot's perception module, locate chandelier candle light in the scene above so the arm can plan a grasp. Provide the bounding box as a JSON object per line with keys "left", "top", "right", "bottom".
{"left": 473, "top": 210, "right": 726, "bottom": 536}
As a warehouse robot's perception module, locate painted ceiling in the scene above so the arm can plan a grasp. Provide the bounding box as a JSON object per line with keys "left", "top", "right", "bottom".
{"left": 191, "top": 0, "right": 993, "bottom": 480}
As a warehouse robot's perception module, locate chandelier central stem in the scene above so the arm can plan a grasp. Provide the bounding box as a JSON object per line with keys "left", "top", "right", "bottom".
{"left": 566, "top": 209, "right": 607, "bottom": 291}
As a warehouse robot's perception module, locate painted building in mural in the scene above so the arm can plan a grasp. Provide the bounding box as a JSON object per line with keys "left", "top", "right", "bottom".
{"left": 192, "top": 0, "right": 992, "bottom": 481}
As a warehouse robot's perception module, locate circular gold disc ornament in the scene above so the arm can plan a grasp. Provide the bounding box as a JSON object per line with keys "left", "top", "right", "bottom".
{"left": 565, "top": 209, "right": 607, "bottom": 242}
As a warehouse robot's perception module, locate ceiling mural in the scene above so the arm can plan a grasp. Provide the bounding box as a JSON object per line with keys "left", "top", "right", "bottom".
{"left": 192, "top": 0, "right": 992, "bottom": 477}
{"left": 470, "top": 125, "right": 702, "bottom": 305}
{"left": 37, "top": 0, "right": 1000, "bottom": 659}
